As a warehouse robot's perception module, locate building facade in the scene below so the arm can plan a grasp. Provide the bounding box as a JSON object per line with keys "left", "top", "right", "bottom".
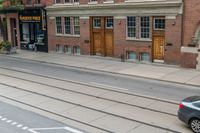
{"left": 46, "top": 0, "right": 183, "bottom": 65}
{"left": 19, "top": 0, "right": 48, "bottom": 52}
{"left": 181, "top": 0, "right": 200, "bottom": 69}
{"left": 0, "top": 0, "right": 22, "bottom": 48}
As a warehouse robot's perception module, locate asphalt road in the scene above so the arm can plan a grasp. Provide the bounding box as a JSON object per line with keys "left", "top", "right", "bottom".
{"left": 0, "top": 101, "right": 84, "bottom": 133}
{"left": 0, "top": 56, "right": 199, "bottom": 102}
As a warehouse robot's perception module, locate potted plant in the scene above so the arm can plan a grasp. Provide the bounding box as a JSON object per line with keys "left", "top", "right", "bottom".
{"left": 0, "top": 41, "right": 11, "bottom": 54}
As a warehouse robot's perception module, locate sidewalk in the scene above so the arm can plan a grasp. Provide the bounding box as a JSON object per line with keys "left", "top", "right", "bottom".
{"left": 6, "top": 50, "right": 200, "bottom": 87}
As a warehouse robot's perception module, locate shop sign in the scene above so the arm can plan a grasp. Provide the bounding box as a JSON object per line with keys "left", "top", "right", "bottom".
{"left": 19, "top": 15, "right": 41, "bottom": 22}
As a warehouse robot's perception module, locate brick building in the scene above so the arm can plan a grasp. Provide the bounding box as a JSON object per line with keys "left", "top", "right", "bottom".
{"left": 181, "top": 0, "right": 200, "bottom": 69}
{"left": 19, "top": 0, "right": 48, "bottom": 52}
{"left": 46, "top": 0, "right": 183, "bottom": 65}
{"left": 0, "top": 0, "right": 22, "bottom": 48}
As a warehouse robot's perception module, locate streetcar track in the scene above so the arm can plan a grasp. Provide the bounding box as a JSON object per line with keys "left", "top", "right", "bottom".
{"left": 0, "top": 68, "right": 178, "bottom": 116}
{"left": 0, "top": 66, "right": 178, "bottom": 105}
{"left": 0, "top": 83, "right": 181, "bottom": 133}
{"left": 0, "top": 95, "right": 113, "bottom": 133}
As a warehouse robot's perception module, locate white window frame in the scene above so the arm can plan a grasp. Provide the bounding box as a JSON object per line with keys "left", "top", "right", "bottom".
{"left": 73, "top": 17, "right": 80, "bottom": 35}
{"left": 140, "top": 16, "right": 150, "bottom": 39}
{"left": 93, "top": 18, "right": 101, "bottom": 28}
{"left": 106, "top": 18, "right": 114, "bottom": 29}
{"left": 126, "top": 16, "right": 136, "bottom": 38}
{"left": 64, "top": 17, "right": 71, "bottom": 35}
{"left": 154, "top": 18, "right": 165, "bottom": 30}
{"left": 55, "top": 17, "right": 62, "bottom": 34}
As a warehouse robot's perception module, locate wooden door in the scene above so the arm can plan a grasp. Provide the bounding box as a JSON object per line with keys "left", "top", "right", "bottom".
{"left": 105, "top": 17, "right": 114, "bottom": 56}
{"left": 90, "top": 17, "right": 114, "bottom": 56}
{"left": 153, "top": 36, "right": 165, "bottom": 60}
{"left": 93, "top": 32, "right": 102, "bottom": 55}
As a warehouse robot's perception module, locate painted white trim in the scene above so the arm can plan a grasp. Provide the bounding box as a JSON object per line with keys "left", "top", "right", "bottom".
{"left": 80, "top": 16, "right": 89, "bottom": 19}
{"left": 49, "top": 16, "right": 55, "bottom": 20}
{"left": 114, "top": 16, "right": 126, "bottom": 19}
{"left": 126, "top": 37, "right": 152, "bottom": 42}
{"left": 165, "top": 15, "right": 176, "bottom": 19}
{"left": 154, "top": 59, "right": 164, "bottom": 63}
{"left": 103, "top": 0, "right": 114, "bottom": 4}
{"left": 88, "top": 1, "right": 98, "bottom": 4}
{"left": 181, "top": 47, "right": 198, "bottom": 54}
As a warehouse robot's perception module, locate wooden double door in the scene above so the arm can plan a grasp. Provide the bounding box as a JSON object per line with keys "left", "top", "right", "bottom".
{"left": 90, "top": 17, "right": 114, "bottom": 57}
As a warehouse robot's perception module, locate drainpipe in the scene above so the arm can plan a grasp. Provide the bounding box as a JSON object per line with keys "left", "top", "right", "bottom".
{"left": 181, "top": 0, "right": 184, "bottom": 46}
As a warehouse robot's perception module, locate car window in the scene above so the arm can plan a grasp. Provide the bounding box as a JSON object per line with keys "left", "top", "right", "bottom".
{"left": 193, "top": 103, "right": 200, "bottom": 108}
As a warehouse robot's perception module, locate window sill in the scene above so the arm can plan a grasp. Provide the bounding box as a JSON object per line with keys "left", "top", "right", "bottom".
{"left": 56, "top": 34, "right": 80, "bottom": 38}
{"left": 88, "top": 1, "right": 98, "bottom": 4}
{"left": 63, "top": 3, "right": 79, "bottom": 5}
{"left": 103, "top": 1, "right": 114, "bottom": 4}
{"left": 126, "top": 38, "right": 152, "bottom": 42}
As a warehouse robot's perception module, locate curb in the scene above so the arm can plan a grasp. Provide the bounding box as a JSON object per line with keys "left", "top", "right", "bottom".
{"left": 3, "top": 54, "right": 200, "bottom": 88}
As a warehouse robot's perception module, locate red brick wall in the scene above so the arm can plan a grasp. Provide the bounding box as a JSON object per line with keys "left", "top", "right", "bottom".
{"left": 114, "top": 18, "right": 151, "bottom": 60}
{"left": 165, "top": 15, "right": 182, "bottom": 65}
{"left": 47, "top": 17, "right": 90, "bottom": 54}
{"left": 183, "top": 0, "right": 200, "bottom": 46}
{"left": 180, "top": 53, "right": 197, "bottom": 68}
{"left": 180, "top": 0, "right": 200, "bottom": 68}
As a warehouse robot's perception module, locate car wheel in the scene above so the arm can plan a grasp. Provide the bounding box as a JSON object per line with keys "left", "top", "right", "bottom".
{"left": 190, "top": 118, "right": 200, "bottom": 133}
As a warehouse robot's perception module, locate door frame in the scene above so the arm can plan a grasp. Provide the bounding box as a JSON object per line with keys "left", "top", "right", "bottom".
{"left": 152, "top": 35, "right": 165, "bottom": 62}
{"left": 90, "top": 16, "right": 114, "bottom": 56}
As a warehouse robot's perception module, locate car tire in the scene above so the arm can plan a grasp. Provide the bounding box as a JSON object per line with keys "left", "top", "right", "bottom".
{"left": 190, "top": 118, "right": 200, "bottom": 133}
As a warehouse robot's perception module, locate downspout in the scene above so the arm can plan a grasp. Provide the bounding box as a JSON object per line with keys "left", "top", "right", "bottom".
{"left": 181, "top": 0, "right": 184, "bottom": 46}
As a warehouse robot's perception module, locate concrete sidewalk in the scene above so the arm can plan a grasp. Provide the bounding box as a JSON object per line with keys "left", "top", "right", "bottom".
{"left": 5, "top": 50, "right": 200, "bottom": 87}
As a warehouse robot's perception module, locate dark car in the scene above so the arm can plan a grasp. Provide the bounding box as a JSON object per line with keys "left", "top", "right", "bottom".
{"left": 178, "top": 96, "right": 200, "bottom": 133}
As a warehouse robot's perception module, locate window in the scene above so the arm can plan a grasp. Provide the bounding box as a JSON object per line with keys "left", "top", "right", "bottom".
{"left": 74, "top": 17, "right": 80, "bottom": 35}
{"left": 140, "top": 17, "right": 150, "bottom": 38}
{"left": 64, "top": 45, "right": 71, "bottom": 54}
{"left": 27, "top": 0, "right": 32, "bottom": 5}
{"left": 140, "top": 53, "right": 150, "bottom": 62}
{"left": 64, "top": 17, "right": 71, "bottom": 34}
{"left": 127, "top": 16, "right": 136, "bottom": 38}
{"left": 64, "top": 0, "right": 79, "bottom": 3}
{"left": 73, "top": 46, "right": 80, "bottom": 55}
{"left": 55, "top": 0, "right": 62, "bottom": 3}
{"left": 93, "top": 18, "right": 101, "bottom": 28}
{"left": 193, "top": 102, "right": 200, "bottom": 108}
{"left": 56, "top": 17, "right": 62, "bottom": 34}
{"left": 127, "top": 51, "right": 137, "bottom": 60}
{"left": 56, "top": 44, "right": 63, "bottom": 53}
{"left": 106, "top": 18, "right": 113, "bottom": 29}
{"left": 74, "top": 0, "right": 79, "bottom": 3}
{"left": 64, "top": 0, "right": 71, "bottom": 3}
{"left": 35, "top": 0, "right": 41, "bottom": 4}
{"left": 154, "top": 18, "right": 165, "bottom": 30}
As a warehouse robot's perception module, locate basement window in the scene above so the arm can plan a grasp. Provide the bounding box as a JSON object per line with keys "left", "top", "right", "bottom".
{"left": 127, "top": 51, "right": 137, "bottom": 61}
{"left": 64, "top": 45, "right": 71, "bottom": 54}
{"left": 73, "top": 46, "right": 80, "bottom": 55}
{"left": 56, "top": 44, "right": 63, "bottom": 53}
{"left": 140, "top": 52, "right": 150, "bottom": 62}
